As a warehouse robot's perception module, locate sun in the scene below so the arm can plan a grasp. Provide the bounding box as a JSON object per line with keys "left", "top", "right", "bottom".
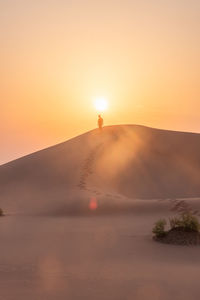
{"left": 94, "top": 97, "right": 108, "bottom": 112}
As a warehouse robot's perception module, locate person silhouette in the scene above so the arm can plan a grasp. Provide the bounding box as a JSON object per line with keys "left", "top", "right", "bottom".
{"left": 98, "top": 114, "right": 103, "bottom": 130}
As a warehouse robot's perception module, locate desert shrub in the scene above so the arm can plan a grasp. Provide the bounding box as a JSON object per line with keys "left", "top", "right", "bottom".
{"left": 152, "top": 219, "right": 167, "bottom": 238}
{"left": 0, "top": 208, "right": 3, "bottom": 216}
{"left": 169, "top": 212, "right": 200, "bottom": 232}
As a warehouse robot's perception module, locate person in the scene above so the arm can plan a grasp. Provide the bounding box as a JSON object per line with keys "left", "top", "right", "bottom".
{"left": 98, "top": 114, "right": 103, "bottom": 130}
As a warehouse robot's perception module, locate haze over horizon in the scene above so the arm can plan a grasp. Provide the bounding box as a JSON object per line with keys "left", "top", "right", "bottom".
{"left": 1, "top": 0, "right": 200, "bottom": 164}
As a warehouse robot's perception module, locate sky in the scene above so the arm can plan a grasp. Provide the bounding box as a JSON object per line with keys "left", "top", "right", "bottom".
{"left": 1, "top": 0, "right": 200, "bottom": 164}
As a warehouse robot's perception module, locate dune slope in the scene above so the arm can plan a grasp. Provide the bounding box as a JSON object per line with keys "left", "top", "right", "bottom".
{"left": 1, "top": 125, "right": 200, "bottom": 214}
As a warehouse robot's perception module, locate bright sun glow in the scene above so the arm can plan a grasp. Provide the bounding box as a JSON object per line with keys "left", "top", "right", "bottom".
{"left": 94, "top": 97, "right": 108, "bottom": 112}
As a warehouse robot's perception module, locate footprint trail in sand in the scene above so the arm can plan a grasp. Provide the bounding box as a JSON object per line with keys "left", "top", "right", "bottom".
{"left": 77, "top": 142, "right": 126, "bottom": 202}
{"left": 77, "top": 143, "right": 104, "bottom": 195}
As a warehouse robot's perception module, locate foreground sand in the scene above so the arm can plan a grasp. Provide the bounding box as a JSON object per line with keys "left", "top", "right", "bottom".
{"left": 0, "top": 200, "right": 200, "bottom": 300}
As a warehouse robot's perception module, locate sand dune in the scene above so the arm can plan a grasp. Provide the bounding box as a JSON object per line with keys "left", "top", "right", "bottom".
{"left": 1, "top": 125, "right": 200, "bottom": 215}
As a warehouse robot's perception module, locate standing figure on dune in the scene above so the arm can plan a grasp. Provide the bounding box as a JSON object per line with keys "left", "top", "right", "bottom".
{"left": 98, "top": 114, "right": 103, "bottom": 130}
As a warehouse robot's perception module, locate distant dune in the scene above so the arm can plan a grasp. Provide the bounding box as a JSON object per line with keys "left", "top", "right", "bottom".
{"left": 1, "top": 125, "right": 200, "bottom": 215}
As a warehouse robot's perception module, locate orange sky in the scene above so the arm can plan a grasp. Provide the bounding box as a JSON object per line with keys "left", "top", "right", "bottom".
{"left": 1, "top": 0, "right": 200, "bottom": 164}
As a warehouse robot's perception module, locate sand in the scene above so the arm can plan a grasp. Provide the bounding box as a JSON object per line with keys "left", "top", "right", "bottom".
{"left": 1, "top": 208, "right": 200, "bottom": 299}
{"left": 1, "top": 125, "right": 200, "bottom": 299}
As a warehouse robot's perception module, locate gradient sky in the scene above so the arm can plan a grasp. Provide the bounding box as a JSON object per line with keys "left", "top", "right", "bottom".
{"left": 1, "top": 0, "right": 200, "bottom": 164}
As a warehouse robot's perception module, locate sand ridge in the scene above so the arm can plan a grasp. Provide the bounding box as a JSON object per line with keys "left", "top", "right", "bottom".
{"left": 1, "top": 125, "right": 200, "bottom": 215}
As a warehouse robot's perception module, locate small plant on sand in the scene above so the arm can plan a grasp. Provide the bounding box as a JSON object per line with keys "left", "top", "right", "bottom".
{"left": 152, "top": 219, "right": 167, "bottom": 238}
{"left": 153, "top": 211, "right": 200, "bottom": 245}
{"left": 169, "top": 212, "right": 200, "bottom": 232}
